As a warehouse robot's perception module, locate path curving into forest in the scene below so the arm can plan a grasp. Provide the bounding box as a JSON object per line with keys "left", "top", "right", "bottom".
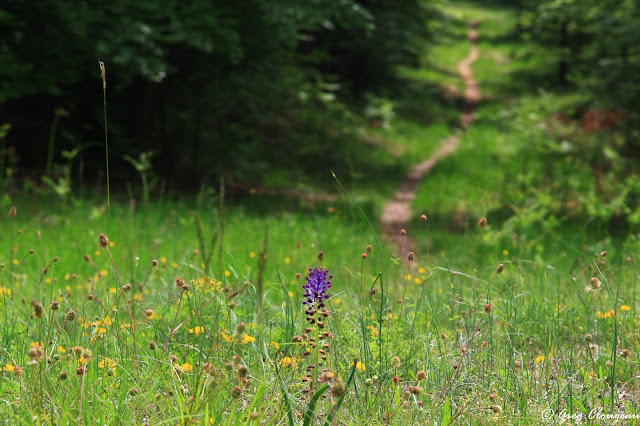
{"left": 380, "top": 26, "right": 480, "bottom": 256}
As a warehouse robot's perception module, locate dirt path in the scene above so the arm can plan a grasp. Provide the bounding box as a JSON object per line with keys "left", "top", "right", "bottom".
{"left": 380, "top": 27, "right": 480, "bottom": 256}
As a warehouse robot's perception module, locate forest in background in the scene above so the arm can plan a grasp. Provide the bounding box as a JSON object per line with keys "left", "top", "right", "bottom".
{"left": 0, "top": 0, "right": 639, "bottom": 191}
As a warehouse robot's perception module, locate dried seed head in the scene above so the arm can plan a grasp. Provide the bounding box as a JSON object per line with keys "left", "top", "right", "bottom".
{"left": 237, "top": 365, "right": 248, "bottom": 378}
{"left": 332, "top": 377, "right": 346, "bottom": 398}
{"left": 407, "top": 252, "right": 414, "bottom": 261}
{"left": 84, "top": 254, "right": 91, "bottom": 263}
{"left": 416, "top": 370, "right": 427, "bottom": 381}
{"left": 65, "top": 310, "right": 76, "bottom": 322}
{"left": 317, "top": 251, "right": 324, "bottom": 261}
{"left": 29, "top": 248, "right": 34, "bottom": 254}
{"left": 151, "top": 259, "right": 158, "bottom": 268}
{"left": 176, "top": 277, "right": 185, "bottom": 289}
{"left": 228, "top": 301, "right": 236, "bottom": 309}
{"left": 409, "top": 385, "right": 423, "bottom": 395}
{"left": 400, "top": 229, "right": 406, "bottom": 236}
{"left": 87, "top": 293, "right": 94, "bottom": 301}
{"left": 420, "top": 214, "right": 427, "bottom": 222}
{"left": 361, "top": 252, "right": 368, "bottom": 259}
{"left": 53, "top": 256, "right": 59, "bottom": 262}
{"left": 76, "top": 366, "right": 86, "bottom": 376}
{"left": 478, "top": 217, "right": 487, "bottom": 228}
{"left": 440, "top": 332, "right": 447, "bottom": 340}
{"left": 33, "top": 302, "right": 44, "bottom": 318}
{"left": 484, "top": 303, "right": 492, "bottom": 313}
{"left": 365, "top": 244, "right": 373, "bottom": 253}
{"left": 496, "top": 264, "right": 504, "bottom": 274}
{"left": 590, "top": 277, "right": 601, "bottom": 290}
{"left": 149, "top": 341, "right": 157, "bottom": 350}
{"left": 50, "top": 300, "right": 60, "bottom": 311}
{"left": 230, "top": 386, "right": 242, "bottom": 399}
{"left": 122, "top": 283, "right": 131, "bottom": 292}
{"left": 98, "top": 233, "right": 109, "bottom": 248}
{"left": 145, "top": 308, "right": 154, "bottom": 318}
{"left": 621, "top": 349, "right": 630, "bottom": 358}
{"left": 59, "top": 370, "right": 68, "bottom": 381}
{"left": 13, "top": 366, "right": 23, "bottom": 378}
{"left": 8, "top": 206, "right": 17, "bottom": 218}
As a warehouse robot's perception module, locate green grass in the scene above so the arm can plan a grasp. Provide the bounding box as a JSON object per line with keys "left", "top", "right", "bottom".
{"left": 1, "top": 1, "right": 640, "bottom": 424}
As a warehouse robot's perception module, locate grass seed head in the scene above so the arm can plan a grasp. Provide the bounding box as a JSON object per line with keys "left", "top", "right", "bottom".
{"left": 33, "top": 302, "right": 44, "bottom": 319}
{"left": 484, "top": 303, "right": 492, "bottom": 313}
{"left": 98, "top": 233, "right": 109, "bottom": 249}
{"left": 65, "top": 310, "right": 76, "bottom": 322}
{"left": 478, "top": 217, "right": 487, "bottom": 228}
{"left": 8, "top": 206, "right": 16, "bottom": 218}
{"left": 230, "top": 386, "right": 242, "bottom": 399}
{"left": 50, "top": 300, "right": 60, "bottom": 311}
{"left": 496, "top": 263, "right": 504, "bottom": 274}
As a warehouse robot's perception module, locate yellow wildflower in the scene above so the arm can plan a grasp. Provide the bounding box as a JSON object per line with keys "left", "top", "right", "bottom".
{"left": 279, "top": 357, "right": 297, "bottom": 368}
{"left": 242, "top": 334, "right": 256, "bottom": 345}
{"left": 284, "top": 257, "right": 291, "bottom": 264}
{"left": 224, "top": 270, "right": 231, "bottom": 277}
{"left": 181, "top": 363, "right": 193, "bottom": 373}
{"left": 189, "top": 326, "right": 204, "bottom": 336}
{"left": 620, "top": 305, "right": 631, "bottom": 311}
{"left": 350, "top": 361, "right": 366, "bottom": 372}
{"left": 534, "top": 355, "right": 545, "bottom": 364}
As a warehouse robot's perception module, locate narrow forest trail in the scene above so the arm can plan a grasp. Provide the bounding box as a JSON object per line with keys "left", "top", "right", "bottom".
{"left": 380, "top": 26, "right": 480, "bottom": 257}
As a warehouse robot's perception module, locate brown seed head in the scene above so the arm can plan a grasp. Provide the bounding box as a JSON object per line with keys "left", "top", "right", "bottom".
{"left": 59, "top": 370, "right": 68, "bottom": 381}
{"left": 407, "top": 252, "right": 414, "bottom": 261}
{"left": 176, "top": 277, "right": 185, "bottom": 289}
{"left": 409, "top": 385, "right": 423, "bottom": 395}
{"left": 496, "top": 264, "right": 504, "bottom": 274}
{"left": 84, "top": 254, "right": 91, "bottom": 263}
{"left": 50, "top": 300, "right": 60, "bottom": 311}
{"left": 621, "top": 349, "right": 630, "bottom": 358}
{"left": 416, "top": 370, "right": 427, "bottom": 381}
{"left": 151, "top": 259, "right": 158, "bottom": 268}
{"left": 98, "top": 233, "right": 109, "bottom": 248}
{"left": 484, "top": 303, "right": 492, "bottom": 313}
{"left": 33, "top": 302, "right": 44, "bottom": 319}
{"left": 237, "top": 365, "right": 248, "bottom": 378}
{"left": 145, "top": 308, "right": 154, "bottom": 318}
{"left": 230, "top": 386, "right": 242, "bottom": 399}
{"left": 76, "top": 366, "right": 86, "bottom": 376}
{"left": 149, "top": 341, "right": 157, "bottom": 350}
{"left": 478, "top": 217, "right": 487, "bottom": 228}
{"left": 400, "top": 229, "right": 406, "bottom": 236}
{"left": 420, "top": 214, "right": 427, "bottom": 222}
{"left": 365, "top": 244, "right": 373, "bottom": 252}
{"left": 8, "top": 206, "right": 16, "bottom": 218}
{"left": 317, "top": 251, "right": 324, "bottom": 261}
{"left": 235, "top": 322, "right": 246, "bottom": 334}
{"left": 332, "top": 377, "right": 346, "bottom": 398}
{"left": 361, "top": 252, "right": 368, "bottom": 259}
{"left": 65, "top": 310, "right": 76, "bottom": 322}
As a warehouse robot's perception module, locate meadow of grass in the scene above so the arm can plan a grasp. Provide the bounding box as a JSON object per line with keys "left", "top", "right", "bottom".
{"left": 1, "top": 1, "right": 640, "bottom": 425}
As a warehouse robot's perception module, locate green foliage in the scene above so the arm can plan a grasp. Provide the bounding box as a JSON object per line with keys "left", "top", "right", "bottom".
{"left": 0, "top": 0, "right": 440, "bottom": 189}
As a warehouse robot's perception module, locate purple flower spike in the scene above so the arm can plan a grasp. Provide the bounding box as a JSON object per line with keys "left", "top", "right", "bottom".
{"left": 303, "top": 267, "right": 332, "bottom": 307}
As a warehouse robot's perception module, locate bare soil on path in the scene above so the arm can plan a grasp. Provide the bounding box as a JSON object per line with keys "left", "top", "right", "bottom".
{"left": 380, "top": 27, "right": 480, "bottom": 256}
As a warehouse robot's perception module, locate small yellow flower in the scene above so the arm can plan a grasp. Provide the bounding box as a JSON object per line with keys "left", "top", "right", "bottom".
{"left": 224, "top": 270, "right": 231, "bottom": 277}
{"left": 100, "top": 269, "right": 108, "bottom": 277}
{"left": 284, "top": 257, "right": 291, "bottom": 264}
{"left": 64, "top": 273, "right": 71, "bottom": 280}
{"left": 170, "top": 262, "right": 178, "bottom": 269}
{"left": 249, "top": 252, "right": 256, "bottom": 258}
{"left": 418, "top": 267, "right": 426, "bottom": 274}
{"left": 57, "top": 346, "right": 66, "bottom": 354}
{"left": 413, "top": 277, "right": 422, "bottom": 284}
{"left": 109, "top": 288, "right": 117, "bottom": 294}
{"left": 242, "top": 334, "right": 256, "bottom": 345}
{"left": 534, "top": 355, "right": 545, "bottom": 364}
{"left": 272, "top": 341, "right": 280, "bottom": 350}
{"left": 4, "top": 364, "right": 15, "bottom": 372}
{"left": 502, "top": 250, "right": 509, "bottom": 256}
{"left": 29, "top": 341, "right": 44, "bottom": 348}
{"left": 98, "top": 358, "right": 117, "bottom": 370}
{"left": 620, "top": 305, "right": 631, "bottom": 311}
{"left": 160, "top": 257, "right": 167, "bottom": 263}
{"left": 367, "top": 325, "right": 379, "bottom": 337}
{"left": 181, "top": 363, "right": 193, "bottom": 373}
{"left": 350, "top": 361, "right": 366, "bottom": 372}
{"left": 94, "top": 250, "right": 101, "bottom": 256}
{"left": 12, "top": 259, "right": 18, "bottom": 265}
{"left": 279, "top": 357, "right": 297, "bottom": 368}
{"left": 109, "top": 241, "right": 115, "bottom": 248}
{"left": 288, "top": 291, "right": 294, "bottom": 298}
{"left": 189, "top": 326, "right": 204, "bottom": 336}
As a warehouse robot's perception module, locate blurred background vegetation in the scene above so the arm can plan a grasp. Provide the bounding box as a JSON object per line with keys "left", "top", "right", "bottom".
{"left": 0, "top": 0, "right": 639, "bottom": 216}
